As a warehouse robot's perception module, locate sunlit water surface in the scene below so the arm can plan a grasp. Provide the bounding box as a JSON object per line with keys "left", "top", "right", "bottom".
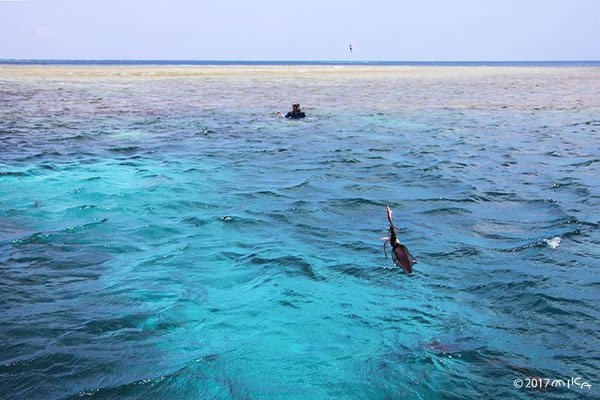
{"left": 1, "top": 65, "right": 599, "bottom": 399}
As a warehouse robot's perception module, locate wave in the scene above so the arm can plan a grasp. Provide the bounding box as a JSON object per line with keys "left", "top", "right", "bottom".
{"left": 3, "top": 218, "right": 109, "bottom": 245}
{"left": 418, "top": 207, "right": 472, "bottom": 216}
{"left": 568, "top": 119, "right": 600, "bottom": 127}
{"left": 326, "top": 197, "right": 387, "bottom": 209}
{"left": 235, "top": 189, "right": 291, "bottom": 199}
{"left": 49, "top": 134, "right": 90, "bottom": 141}
{"left": 0, "top": 171, "right": 26, "bottom": 177}
{"left": 570, "top": 158, "right": 600, "bottom": 167}
{"left": 319, "top": 157, "right": 362, "bottom": 165}
{"left": 278, "top": 180, "right": 313, "bottom": 191}
{"left": 243, "top": 254, "right": 324, "bottom": 281}
{"left": 66, "top": 355, "right": 258, "bottom": 400}
{"left": 109, "top": 146, "right": 141, "bottom": 153}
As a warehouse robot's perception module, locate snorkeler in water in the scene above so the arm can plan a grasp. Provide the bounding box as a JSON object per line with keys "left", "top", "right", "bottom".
{"left": 277, "top": 102, "right": 306, "bottom": 119}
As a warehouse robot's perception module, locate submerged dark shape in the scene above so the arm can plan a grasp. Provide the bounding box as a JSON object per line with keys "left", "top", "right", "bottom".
{"left": 488, "top": 359, "right": 548, "bottom": 394}
{"left": 419, "top": 340, "right": 465, "bottom": 354}
{"left": 420, "top": 340, "right": 548, "bottom": 393}
{"left": 380, "top": 206, "right": 417, "bottom": 273}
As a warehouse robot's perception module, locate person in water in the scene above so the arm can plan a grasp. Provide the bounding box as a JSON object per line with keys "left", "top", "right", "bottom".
{"left": 284, "top": 102, "right": 306, "bottom": 119}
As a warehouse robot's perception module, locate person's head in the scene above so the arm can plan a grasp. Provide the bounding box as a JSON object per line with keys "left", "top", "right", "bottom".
{"left": 292, "top": 102, "right": 300, "bottom": 112}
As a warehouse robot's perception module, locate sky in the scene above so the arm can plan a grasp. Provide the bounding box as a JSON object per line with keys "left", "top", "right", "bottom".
{"left": 0, "top": 0, "right": 599, "bottom": 61}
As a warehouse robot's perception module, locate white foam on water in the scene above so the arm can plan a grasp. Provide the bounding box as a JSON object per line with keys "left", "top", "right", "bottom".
{"left": 543, "top": 237, "right": 562, "bottom": 248}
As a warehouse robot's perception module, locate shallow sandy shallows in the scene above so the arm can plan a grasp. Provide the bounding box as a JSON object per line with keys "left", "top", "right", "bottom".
{"left": 1, "top": 65, "right": 599, "bottom": 113}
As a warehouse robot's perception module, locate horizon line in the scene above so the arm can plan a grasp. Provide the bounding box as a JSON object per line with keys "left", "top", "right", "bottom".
{"left": 1, "top": 59, "right": 600, "bottom": 64}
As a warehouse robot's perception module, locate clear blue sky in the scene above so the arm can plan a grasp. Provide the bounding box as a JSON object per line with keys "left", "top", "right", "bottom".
{"left": 1, "top": 0, "right": 598, "bottom": 60}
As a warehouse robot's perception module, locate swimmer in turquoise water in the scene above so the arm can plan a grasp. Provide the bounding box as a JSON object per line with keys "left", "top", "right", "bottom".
{"left": 277, "top": 102, "right": 306, "bottom": 119}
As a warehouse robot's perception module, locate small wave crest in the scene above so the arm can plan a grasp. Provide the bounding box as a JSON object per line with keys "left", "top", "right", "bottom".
{"left": 543, "top": 236, "right": 562, "bottom": 248}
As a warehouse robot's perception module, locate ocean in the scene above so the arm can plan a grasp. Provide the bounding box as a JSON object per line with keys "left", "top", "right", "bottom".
{"left": 1, "top": 63, "right": 599, "bottom": 399}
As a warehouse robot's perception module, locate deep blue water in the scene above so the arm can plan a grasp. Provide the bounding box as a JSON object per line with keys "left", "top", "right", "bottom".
{"left": 1, "top": 59, "right": 600, "bottom": 66}
{"left": 1, "top": 66, "right": 599, "bottom": 399}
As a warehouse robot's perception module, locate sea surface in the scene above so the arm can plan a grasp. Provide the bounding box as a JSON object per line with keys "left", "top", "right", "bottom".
{"left": 1, "top": 64, "right": 599, "bottom": 399}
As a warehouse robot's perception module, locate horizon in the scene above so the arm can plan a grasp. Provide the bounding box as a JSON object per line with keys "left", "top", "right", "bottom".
{"left": 2, "top": 59, "right": 600, "bottom": 64}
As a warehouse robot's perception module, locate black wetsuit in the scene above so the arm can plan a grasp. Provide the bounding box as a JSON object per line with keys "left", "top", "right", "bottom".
{"left": 285, "top": 110, "right": 306, "bottom": 119}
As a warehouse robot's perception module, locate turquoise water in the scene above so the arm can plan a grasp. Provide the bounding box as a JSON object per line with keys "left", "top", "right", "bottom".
{"left": 1, "top": 66, "right": 599, "bottom": 399}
